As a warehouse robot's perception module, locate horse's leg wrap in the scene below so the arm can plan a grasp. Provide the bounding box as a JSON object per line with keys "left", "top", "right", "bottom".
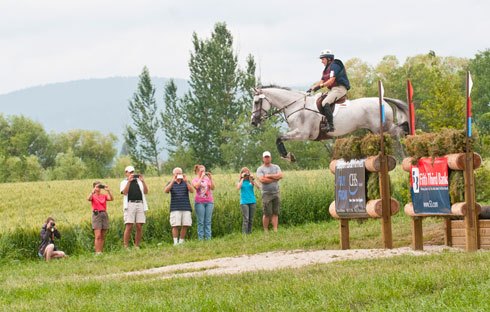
{"left": 276, "top": 137, "right": 287, "bottom": 158}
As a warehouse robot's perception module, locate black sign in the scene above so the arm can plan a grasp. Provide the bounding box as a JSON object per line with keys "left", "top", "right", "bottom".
{"left": 335, "top": 159, "right": 368, "bottom": 218}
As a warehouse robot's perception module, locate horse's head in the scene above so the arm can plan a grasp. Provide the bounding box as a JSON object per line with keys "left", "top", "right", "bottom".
{"left": 250, "top": 88, "right": 271, "bottom": 127}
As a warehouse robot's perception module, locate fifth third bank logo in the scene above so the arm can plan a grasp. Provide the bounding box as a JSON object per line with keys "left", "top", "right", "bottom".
{"left": 412, "top": 168, "right": 420, "bottom": 193}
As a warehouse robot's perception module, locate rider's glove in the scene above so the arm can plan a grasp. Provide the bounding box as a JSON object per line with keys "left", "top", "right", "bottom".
{"left": 306, "top": 88, "right": 312, "bottom": 94}
{"left": 313, "top": 86, "right": 321, "bottom": 92}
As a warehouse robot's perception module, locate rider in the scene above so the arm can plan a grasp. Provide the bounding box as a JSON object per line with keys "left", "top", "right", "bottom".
{"left": 308, "top": 49, "right": 350, "bottom": 132}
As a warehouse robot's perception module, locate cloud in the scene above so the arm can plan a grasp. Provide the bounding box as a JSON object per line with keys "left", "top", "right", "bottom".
{"left": 1, "top": 0, "right": 489, "bottom": 93}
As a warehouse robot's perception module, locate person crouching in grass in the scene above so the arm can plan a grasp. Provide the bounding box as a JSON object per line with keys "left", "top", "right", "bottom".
{"left": 38, "top": 217, "right": 68, "bottom": 262}
{"left": 87, "top": 181, "right": 114, "bottom": 254}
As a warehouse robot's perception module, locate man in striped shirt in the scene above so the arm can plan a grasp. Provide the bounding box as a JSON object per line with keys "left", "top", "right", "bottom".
{"left": 164, "top": 167, "right": 194, "bottom": 245}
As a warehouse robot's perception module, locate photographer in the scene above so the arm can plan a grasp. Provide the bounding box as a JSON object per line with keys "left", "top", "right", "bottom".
{"left": 87, "top": 181, "right": 114, "bottom": 254}
{"left": 38, "top": 217, "right": 68, "bottom": 262}
{"left": 237, "top": 167, "right": 261, "bottom": 234}
{"left": 164, "top": 167, "right": 194, "bottom": 245}
{"left": 120, "top": 166, "right": 149, "bottom": 249}
{"left": 192, "top": 164, "right": 215, "bottom": 240}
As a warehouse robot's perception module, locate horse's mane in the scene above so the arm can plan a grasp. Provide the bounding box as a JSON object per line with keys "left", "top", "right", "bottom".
{"left": 260, "top": 85, "right": 291, "bottom": 91}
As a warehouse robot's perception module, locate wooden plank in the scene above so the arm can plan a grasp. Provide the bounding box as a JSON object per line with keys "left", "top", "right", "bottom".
{"left": 340, "top": 219, "right": 350, "bottom": 250}
{"left": 451, "top": 228, "right": 466, "bottom": 237}
{"left": 479, "top": 220, "right": 490, "bottom": 228}
{"left": 411, "top": 217, "right": 423, "bottom": 250}
{"left": 451, "top": 220, "right": 465, "bottom": 229}
{"left": 444, "top": 217, "right": 452, "bottom": 246}
{"left": 480, "top": 237, "right": 490, "bottom": 245}
{"left": 453, "top": 244, "right": 466, "bottom": 249}
{"left": 452, "top": 237, "right": 467, "bottom": 245}
{"left": 479, "top": 244, "right": 490, "bottom": 250}
{"left": 480, "top": 228, "right": 490, "bottom": 236}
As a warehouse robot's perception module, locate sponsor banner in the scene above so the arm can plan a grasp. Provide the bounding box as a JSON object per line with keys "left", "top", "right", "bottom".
{"left": 335, "top": 159, "right": 368, "bottom": 218}
{"left": 411, "top": 157, "right": 451, "bottom": 214}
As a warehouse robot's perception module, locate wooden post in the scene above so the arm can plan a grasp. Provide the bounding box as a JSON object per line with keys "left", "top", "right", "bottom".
{"left": 464, "top": 71, "right": 478, "bottom": 251}
{"left": 378, "top": 81, "right": 393, "bottom": 249}
{"left": 411, "top": 217, "right": 423, "bottom": 250}
{"left": 340, "top": 219, "right": 350, "bottom": 250}
{"left": 444, "top": 217, "right": 452, "bottom": 247}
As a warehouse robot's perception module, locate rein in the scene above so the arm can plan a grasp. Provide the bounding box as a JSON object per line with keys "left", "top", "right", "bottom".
{"left": 252, "top": 91, "right": 323, "bottom": 123}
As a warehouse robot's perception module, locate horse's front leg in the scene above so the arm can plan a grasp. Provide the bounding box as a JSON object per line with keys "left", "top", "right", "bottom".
{"left": 276, "top": 129, "right": 309, "bottom": 162}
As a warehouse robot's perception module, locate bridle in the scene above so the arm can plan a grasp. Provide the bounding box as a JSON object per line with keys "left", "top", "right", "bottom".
{"left": 251, "top": 89, "right": 322, "bottom": 124}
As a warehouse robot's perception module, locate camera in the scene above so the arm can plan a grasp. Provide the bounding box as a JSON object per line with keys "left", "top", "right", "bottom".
{"left": 93, "top": 210, "right": 99, "bottom": 216}
{"left": 132, "top": 174, "right": 140, "bottom": 179}
{"left": 205, "top": 172, "right": 210, "bottom": 176}
{"left": 244, "top": 174, "right": 250, "bottom": 178}
{"left": 50, "top": 222, "right": 55, "bottom": 227}
{"left": 177, "top": 174, "right": 184, "bottom": 179}
{"left": 98, "top": 184, "right": 105, "bottom": 189}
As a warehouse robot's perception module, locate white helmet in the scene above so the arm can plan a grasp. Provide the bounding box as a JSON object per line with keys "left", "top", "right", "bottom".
{"left": 319, "top": 49, "right": 334, "bottom": 59}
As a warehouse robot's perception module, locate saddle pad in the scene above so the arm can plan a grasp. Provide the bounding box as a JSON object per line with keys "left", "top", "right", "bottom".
{"left": 333, "top": 100, "right": 349, "bottom": 117}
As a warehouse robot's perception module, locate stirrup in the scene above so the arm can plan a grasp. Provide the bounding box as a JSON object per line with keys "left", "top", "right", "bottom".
{"left": 321, "top": 124, "right": 335, "bottom": 132}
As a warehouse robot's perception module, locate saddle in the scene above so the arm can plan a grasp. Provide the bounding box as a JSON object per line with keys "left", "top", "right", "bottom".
{"left": 315, "top": 94, "right": 347, "bottom": 112}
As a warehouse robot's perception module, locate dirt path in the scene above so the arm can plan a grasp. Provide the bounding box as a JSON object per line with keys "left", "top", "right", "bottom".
{"left": 119, "top": 245, "right": 457, "bottom": 280}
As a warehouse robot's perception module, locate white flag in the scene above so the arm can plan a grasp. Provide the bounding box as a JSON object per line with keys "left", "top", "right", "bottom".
{"left": 468, "top": 72, "right": 473, "bottom": 96}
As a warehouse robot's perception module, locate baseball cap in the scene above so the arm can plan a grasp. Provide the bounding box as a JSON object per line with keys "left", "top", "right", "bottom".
{"left": 125, "top": 166, "right": 135, "bottom": 172}
{"left": 262, "top": 151, "right": 271, "bottom": 157}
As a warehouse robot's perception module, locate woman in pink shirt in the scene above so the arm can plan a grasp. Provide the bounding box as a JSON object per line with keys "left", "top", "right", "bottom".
{"left": 87, "top": 181, "right": 114, "bottom": 254}
{"left": 192, "top": 165, "right": 215, "bottom": 240}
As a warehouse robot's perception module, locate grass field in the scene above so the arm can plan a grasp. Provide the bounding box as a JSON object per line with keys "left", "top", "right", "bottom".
{"left": 2, "top": 168, "right": 489, "bottom": 310}
{"left": 1, "top": 220, "right": 488, "bottom": 311}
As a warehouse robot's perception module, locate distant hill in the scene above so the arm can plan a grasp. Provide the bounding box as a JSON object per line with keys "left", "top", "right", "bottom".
{"left": 0, "top": 77, "right": 189, "bottom": 156}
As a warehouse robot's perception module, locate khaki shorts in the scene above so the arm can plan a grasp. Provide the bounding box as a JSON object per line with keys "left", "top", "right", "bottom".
{"left": 170, "top": 211, "right": 192, "bottom": 227}
{"left": 321, "top": 85, "right": 347, "bottom": 106}
{"left": 124, "top": 201, "right": 146, "bottom": 224}
{"left": 262, "top": 193, "right": 281, "bottom": 216}
{"left": 92, "top": 211, "right": 109, "bottom": 230}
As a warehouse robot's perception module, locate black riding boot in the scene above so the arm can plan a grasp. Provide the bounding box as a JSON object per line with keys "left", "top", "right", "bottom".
{"left": 320, "top": 105, "right": 335, "bottom": 132}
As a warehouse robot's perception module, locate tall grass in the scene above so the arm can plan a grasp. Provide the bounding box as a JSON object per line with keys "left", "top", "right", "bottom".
{"left": 0, "top": 170, "right": 335, "bottom": 260}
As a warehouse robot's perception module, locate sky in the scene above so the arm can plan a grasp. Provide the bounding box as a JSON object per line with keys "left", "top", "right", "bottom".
{"left": 1, "top": 0, "right": 489, "bottom": 94}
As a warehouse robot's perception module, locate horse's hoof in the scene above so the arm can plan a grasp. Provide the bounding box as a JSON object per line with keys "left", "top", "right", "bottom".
{"left": 287, "top": 152, "right": 296, "bottom": 162}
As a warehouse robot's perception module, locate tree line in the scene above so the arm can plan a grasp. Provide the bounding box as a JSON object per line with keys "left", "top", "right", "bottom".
{"left": 2, "top": 22, "right": 490, "bottom": 182}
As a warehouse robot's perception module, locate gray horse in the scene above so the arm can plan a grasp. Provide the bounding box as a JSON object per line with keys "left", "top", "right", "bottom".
{"left": 250, "top": 86, "right": 410, "bottom": 161}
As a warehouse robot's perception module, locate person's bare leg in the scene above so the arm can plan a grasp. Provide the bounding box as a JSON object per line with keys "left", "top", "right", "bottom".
{"left": 135, "top": 223, "right": 143, "bottom": 247}
{"left": 271, "top": 215, "right": 279, "bottom": 232}
{"left": 99, "top": 229, "right": 107, "bottom": 252}
{"left": 124, "top": 223, "right": 133, "bottom": 248}
{"left": 94, "top": 229, "right": 102, "bottom": 252}
{"left": 51, "top": 251, "right": 67, "bottom": 259}
{"left": 44, "top": 244, "right": 54, "bottom": 262}
{"left": 172, "top": 227, "right": 179, "bottom": 239}
{"left": 180, "top": 226, "right": 188, "bottom": 239}
{"left": 262, "top": 215, "right": 270, "bottom": 232}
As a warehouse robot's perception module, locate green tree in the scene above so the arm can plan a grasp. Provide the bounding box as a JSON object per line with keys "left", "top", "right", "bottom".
{"left": 125, "top": 66, "right": 161, "bottom": 175}
{"left": 469, "top": 49, "right": 490, "bottom": 119}
{"left": 344, "top": 58, "right": 376, "bottom": 99}
{"left": 419, "top": 65, "right": 465, "bottom": 130}
{"left": 180, "top": 22, "right": 255, "bottom": 169}
{"left": 161, "top": 79, "right": 185, "bottom": 155}
{"left": 51, "top": 149, "right": 87, "bottom": 180}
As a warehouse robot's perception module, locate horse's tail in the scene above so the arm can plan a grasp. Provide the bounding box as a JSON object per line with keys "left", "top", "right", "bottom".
{"left": 384, "top": 97, "right": 410, "bottom": 135}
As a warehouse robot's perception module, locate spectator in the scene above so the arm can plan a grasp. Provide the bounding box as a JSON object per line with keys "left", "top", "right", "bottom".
{"left": 120, "top": 166, "right": 149, "bottom": 249}
{"left": 192, "top": 164, "right": 215, "bottom": 240}
{"left": 87, "top": 181, "right": 114, "bottom": 254}
{"left": 38, "top": 217, "right": 68, "bottom": 262}
{"left": 257, "top": 151, "right": 283, "bottom": 232}
{"left": 164, "top": 167, "right": 194, "bottom": 245}
{"left": 237, "top": 167, "right": 261, "bottom": 234}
